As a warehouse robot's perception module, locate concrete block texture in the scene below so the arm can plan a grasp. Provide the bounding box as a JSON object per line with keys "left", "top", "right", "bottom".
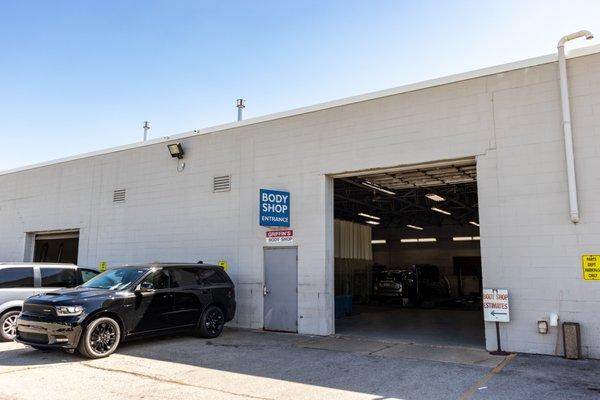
{"left": 1, "top": 51, "right": 600, "bottom": 356}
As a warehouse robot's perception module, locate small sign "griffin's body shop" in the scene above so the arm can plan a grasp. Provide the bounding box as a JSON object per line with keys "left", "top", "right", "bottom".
{"left": 266, "top": 230, "right": 293, "bottom": 244}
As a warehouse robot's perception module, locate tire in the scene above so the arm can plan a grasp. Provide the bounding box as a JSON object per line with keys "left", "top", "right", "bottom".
{"left": 77, "top": 317, "right": 121, "bottom": 359}
{"left": 198, "top": 305, "right": 225, "bottom": 338}
{"left": 0, "top": 309, "right": 20, "bottom": 342}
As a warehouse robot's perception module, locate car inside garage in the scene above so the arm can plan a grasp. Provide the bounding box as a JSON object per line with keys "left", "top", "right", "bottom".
{"left": 333, "top": 159, "right": 484, "bottom": 348}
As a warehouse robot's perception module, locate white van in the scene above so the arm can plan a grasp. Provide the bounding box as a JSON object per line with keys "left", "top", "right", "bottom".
{"left": 0, "top": 263, "right": 98, "bottom": 341}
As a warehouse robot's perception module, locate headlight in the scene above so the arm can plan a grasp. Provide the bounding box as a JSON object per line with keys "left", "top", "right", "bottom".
{"left": 55, "top": 305, "right": 84, "bottom": 316}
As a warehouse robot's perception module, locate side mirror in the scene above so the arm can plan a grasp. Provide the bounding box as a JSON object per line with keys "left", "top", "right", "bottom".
{"left": 136, "top": 282, "right": 155, "bottom": 293}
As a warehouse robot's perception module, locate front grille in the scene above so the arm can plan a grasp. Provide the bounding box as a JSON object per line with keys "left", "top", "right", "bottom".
{"left": 22, "top": 303, "right": 56, "bottom": 317}
{"left": 19, "top": 331, "right": 48, "bottom": 344}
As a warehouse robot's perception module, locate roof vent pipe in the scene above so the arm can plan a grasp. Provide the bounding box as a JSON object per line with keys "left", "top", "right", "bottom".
{"left": 143, "top": 121, "right": 150, "bottom": 141}
{"left": 557, "top": 30, "right": 594, "bottom": 223}
{"left": 236, "top": 99, "right": 245, "bottom": 121}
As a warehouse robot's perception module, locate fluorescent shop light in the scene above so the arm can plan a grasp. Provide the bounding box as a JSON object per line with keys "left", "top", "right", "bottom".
{"left": 431, "top": 207, "right": 451, "bottom": 215}
{"left": 453, "top": 236, "right": 473, "bottom": 241}
{"left": 473, "top": 236, "right": 480, "bottom": 240}
{"left": 371, "top": 239, "right": 386, "bottom": 244}
{"left": 358, "top": 212, "right": 380, "bottom": 220}
{"left": 406, "top": 224, "right": 423, "bottom": 230}
{"left": 362, "top": 181, "right": 396, "bottom": 195}
{"left": 469, "top": 221, "right": 480, "bottom": 227}
{"left": 425, "top": 194, "right": 445, "bottom": 202}
{"left": 365, "top": 220, "right": 380, "bottom": 225}
{"left": 401, "top": 238, "right": 437, "bottom": 243}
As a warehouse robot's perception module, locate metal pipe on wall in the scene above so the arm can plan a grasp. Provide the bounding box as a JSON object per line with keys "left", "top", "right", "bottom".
{"left": 557, "top": 30, "right": 594, "bottom": 223}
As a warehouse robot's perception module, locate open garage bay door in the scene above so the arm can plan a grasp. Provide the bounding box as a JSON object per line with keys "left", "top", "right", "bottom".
{"left": 333, "top": 159, "right": 484, "bottom": 348}
{"left": 33, "top": 231, "right": 79, "bottom": 264}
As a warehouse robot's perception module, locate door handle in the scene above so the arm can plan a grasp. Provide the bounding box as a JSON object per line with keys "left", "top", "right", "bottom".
{"left": 263, "top": 285, "right": 270, "bottom": 296}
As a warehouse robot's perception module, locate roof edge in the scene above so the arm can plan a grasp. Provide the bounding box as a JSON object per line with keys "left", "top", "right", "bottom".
{"left": 2, "top": 43, "right": 599, "bottom": 177}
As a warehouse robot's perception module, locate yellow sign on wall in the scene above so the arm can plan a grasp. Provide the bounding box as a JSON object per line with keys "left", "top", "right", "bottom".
{"left": 218, "top": 260, "right": 228, "bottom": 271}
{"left": 582, "top": 255, "right": 600, "bottom": 280}
{"left": 99, "top": 261, "right": 107, "bottom": 272}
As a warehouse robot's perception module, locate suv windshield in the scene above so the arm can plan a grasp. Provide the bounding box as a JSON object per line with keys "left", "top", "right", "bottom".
{"left": 82, "top": 268, "right": 148, "bottom": 290}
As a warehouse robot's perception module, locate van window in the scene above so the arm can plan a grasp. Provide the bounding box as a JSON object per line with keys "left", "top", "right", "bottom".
{"left": 41, "top": 268, "right": 78, "bottom": 288}
{"left": 79, "top": 269, "right": 98, "bottom": 284}
{"left": 0, "top": 268, "right": 34, "bottom": 288}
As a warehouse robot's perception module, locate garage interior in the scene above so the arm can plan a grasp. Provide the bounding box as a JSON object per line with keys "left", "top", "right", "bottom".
{"left": 333, "top": 159, "right": 483, "bottom": 348}
{"left": 32, "top": 231, "right": 79, "bottom": 264}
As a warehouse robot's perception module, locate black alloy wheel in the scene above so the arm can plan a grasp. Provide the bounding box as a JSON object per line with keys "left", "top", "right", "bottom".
{"left": 199, "top": 306, "right": 225, "bottom": 338}
{"left": 78, "top": 317, "right": 121, "bottom": 359}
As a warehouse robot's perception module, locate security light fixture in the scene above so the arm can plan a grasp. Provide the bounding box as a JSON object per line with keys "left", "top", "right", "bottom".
{"left": 431, "top": 207, "right": 451, "bottom": 215}
{"left": 167, "top": 143, "right": 184, "bottom": 159}
{"left": 365, "top": 220, "right": 380, "bottom": 225}
{"left": 406, "top": 224, "right": 423, "bottom": 230}
{"left": 358, "top": 212, "right": 380, "bottom": 220}
{"left": 362, "top": 181, "right": 396, "bottom": 195}
{"left": 371, "top": 239, "right": 386, "bottom": 244}
{"left": 426, "top": 193, "right": 445, "bottom": 202}
{"left": 469, "top": 221, "right": 480, "bottom": 227}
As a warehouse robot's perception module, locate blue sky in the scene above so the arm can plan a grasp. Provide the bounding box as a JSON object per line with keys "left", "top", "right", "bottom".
{"left": 1, "top": 1, "right": 599, "bottom": 171}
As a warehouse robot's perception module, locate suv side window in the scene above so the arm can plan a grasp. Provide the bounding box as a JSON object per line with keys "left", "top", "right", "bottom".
{"left": 171, "top": 268, "right": 199, "bottom": 288}
{"left": 0, "top": 267, "right": 34, "bottom": 288}
{"left": 141, "top": 270, "right": 171, "bottom": 290}
{"left": 41, "top": 268, "right": 78, "bottom": 288}
{"left": 198, "top": 269, "right": 226, "bottom": 285}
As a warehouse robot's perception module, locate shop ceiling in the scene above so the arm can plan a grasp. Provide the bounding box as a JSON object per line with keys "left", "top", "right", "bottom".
{"left": 334, "top": 161, "right": 478, "bottom": 228}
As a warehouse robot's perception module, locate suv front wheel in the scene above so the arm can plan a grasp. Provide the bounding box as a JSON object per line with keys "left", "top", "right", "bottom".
{"left": 77, "top": 317, "right": 121, "bottom": 359}
{"left": 0, "top": 309, "right": 20, "bottom": 341}
{"left": 198, "top": 305, "right": 225, "bottom": 338}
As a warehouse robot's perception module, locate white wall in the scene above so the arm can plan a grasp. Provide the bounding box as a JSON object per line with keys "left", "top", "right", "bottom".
{"left": 1, "top": 51, "right": 600, "bottom": 356}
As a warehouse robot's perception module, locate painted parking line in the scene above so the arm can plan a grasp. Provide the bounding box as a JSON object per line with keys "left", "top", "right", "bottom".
{"left": 458, "top": 353, "right": 517, "bottom": 400}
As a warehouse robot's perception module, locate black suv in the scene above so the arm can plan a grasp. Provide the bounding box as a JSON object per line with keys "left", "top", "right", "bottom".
{"left": 15, "top": 263, "right": 236, "bottom": 358}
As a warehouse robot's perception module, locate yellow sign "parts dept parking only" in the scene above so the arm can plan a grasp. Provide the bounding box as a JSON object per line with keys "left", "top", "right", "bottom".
{"left": 582, "top": 255, "right": 600, "bottom": 280}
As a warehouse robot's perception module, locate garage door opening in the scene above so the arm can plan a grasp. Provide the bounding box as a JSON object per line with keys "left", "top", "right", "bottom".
{"left": 333, "top": 159, "right": 483, "bottom": 348}
{"left": 32, "top": 231, "right": 79, "bottom": 264}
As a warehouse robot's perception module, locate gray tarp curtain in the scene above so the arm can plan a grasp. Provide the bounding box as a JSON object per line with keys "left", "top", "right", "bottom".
{"left": 334, "top": 219, "right": 372, "bottom": 260}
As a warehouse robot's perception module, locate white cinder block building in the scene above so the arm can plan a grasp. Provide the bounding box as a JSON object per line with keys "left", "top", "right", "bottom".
{"left": 1, "top": 43, "right": 600, "bottom": 357}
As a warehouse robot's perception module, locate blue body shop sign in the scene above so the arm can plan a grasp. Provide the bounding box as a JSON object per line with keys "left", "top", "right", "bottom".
{"left": 259, "top": 189, "right": 290, "bottom": 227}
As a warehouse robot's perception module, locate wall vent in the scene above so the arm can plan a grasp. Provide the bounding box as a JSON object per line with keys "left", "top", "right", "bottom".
{"left": 213, "top": 175, "right": 231, "bottom": 192}
{"left": 113, "top": 189, "right": 126, "bottom": 203}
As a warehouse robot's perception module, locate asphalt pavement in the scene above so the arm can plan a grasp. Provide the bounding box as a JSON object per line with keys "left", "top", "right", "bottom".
{"left": 0, "top": 328, "right": 597, "bottom": 400}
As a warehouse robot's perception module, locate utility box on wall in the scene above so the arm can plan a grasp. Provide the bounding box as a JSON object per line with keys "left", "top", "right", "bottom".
{"left": 563, "top": 322, "right": 581, "bottom": 359}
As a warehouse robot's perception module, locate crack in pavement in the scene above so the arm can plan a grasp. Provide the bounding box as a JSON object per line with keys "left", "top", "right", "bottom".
{"left": 81, "top": 362, "right": 277, "bottom": 400}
